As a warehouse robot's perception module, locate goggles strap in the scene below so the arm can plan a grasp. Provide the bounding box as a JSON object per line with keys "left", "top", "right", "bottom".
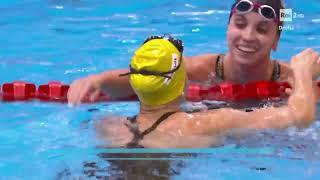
{"left": 119, "top": 59, "right": 181, "bottom": 79}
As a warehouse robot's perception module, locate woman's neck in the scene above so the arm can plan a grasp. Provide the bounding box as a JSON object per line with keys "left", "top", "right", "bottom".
{"left": 224, "top": 53, "right": 274, "bottom": 83}
{"left": 137, "top": 98, "right": 181, "bottom": 124}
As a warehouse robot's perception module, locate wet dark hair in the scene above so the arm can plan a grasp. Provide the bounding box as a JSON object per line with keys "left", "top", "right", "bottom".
{"left": 229, "top": 0, "right": 285, "bottom": 37}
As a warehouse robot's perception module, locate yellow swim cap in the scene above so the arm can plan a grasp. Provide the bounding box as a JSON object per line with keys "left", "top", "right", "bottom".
{"left": 129, "top": 38, "right": 186, "bottom": 106}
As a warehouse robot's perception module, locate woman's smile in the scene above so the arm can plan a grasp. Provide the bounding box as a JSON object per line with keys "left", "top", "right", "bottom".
{"left": 237, "top": 44, "right": 258, "bottom": 53}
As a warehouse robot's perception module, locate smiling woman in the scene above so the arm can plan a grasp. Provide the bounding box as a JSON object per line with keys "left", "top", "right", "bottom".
{"left": 67, "top": 0, "right": 302, "bottom": 105}
{"left": 222, "top": 0, "right": 285, "bottom": 82}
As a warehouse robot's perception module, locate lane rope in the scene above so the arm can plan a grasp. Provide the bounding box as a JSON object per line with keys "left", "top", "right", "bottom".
{"left": 0, "top": 80, "right": 311, "bottom": 102}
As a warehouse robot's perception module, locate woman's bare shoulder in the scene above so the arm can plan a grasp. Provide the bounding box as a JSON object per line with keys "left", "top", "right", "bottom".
{"left": 95, "top": 117, "right": 133, "bottom": 147}
{"left": 184, "top": 53, "right": 220, "bottom": 82}
{"left": 185, "top": 53, "right": 219, "bottom": 66}
{"left": 162, "top": 111, "right": 224, "bottom": 135}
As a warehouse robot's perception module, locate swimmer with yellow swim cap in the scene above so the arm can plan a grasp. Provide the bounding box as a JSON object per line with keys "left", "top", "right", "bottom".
{"left": 96, "top": 35, "right": 320, "bottom": 148}
{"left": 120, "top": 36, "right": 186, "bottom": 106}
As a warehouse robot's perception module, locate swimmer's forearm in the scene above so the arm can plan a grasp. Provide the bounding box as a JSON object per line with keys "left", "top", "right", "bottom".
{"left": 97, "top": 69, "right": 135, "bottom": 97}
{"left": 207, "top": 70, "right": 315, "bottom": 131}
{"left": 288, "top": 69, "right": 316, "bottom": 127}
{"left": 257, "top": 70, "right": 317, "bottom": 129}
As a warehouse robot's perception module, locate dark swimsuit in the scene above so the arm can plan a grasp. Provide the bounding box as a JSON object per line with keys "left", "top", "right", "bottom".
{"left": 124, "top": 111, "right": 177, "bottom": 148}
{"left": 215, "top": 54, "right": 282, "bottom": 111}
{"left": 215, "top": 54, "right": 281, "bottom": 81}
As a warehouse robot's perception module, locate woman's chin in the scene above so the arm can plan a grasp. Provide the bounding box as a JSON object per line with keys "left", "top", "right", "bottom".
{"left": 233, "top": 56, "right": 260, "bottom": 66}
{"left": 232, "top": 50, "right": 260, "bottom": 65}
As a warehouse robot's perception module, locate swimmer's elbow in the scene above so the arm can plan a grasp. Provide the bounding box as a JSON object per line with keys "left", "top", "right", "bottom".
{"left": 291, "top": 108, "right": 316, "bottom": 128}
{"left": 288, "top": 93, "right": 316, "bottom": 128}
{"left": 298, "top": 113, "right": 315, "bottom": 128}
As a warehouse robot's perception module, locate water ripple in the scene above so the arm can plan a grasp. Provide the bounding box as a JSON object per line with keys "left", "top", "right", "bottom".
{"left": 312, "top": 19, "right": 320, "bottom": 23}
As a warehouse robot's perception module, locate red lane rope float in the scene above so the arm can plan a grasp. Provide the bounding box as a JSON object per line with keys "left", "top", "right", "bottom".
{"left": 0, "top": 81, "right": 137, "bottom": 102}
{"left": 37, "top": 81, "right": 70, "bottom": 102}
{"left": 2, "top": 81, "right": 36, "bottom": 101}
{"left": 186, "top": 81, "right": 291, "bottom": 102}
{"left": 0, "top": 80, "right": 317, "bottom": 102}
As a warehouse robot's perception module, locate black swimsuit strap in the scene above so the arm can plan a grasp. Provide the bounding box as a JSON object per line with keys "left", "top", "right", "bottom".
{"left": 125, "top": 111, "right": 176, "bottom": 148}
{"left": 215, "top": 54, "right": 225, "bottom": 80}
{"left": 270, "top": 60, "right": 281, "bottom": 81}
{"left": 140, "top": 111, "right": 176, "bottom": 138}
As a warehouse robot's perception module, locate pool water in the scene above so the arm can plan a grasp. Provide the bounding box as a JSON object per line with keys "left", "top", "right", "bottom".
{"left": 0, "top": 0, "right": 320, "bottom": 179}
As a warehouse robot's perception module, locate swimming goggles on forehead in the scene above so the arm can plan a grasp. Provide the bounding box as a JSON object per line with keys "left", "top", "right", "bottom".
{"left": 231, "top": 0, "right": 278, "bottom": 23}
{"left": 119, "top": 35, "right": 183, "bottom": 79}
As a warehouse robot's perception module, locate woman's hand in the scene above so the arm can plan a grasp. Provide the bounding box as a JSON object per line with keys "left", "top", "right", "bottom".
{"left": 67, "top": 74, "right": 103, "bottom": 106}
{"left": 291, "top": 48, "right": 320, "bottom": 79}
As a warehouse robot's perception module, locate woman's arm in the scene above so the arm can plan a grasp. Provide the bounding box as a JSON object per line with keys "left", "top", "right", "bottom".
{"left": 205, "top": 49, "right": 319, "bottom": 132}
{"left": 68, "top": 54, "right": 219, "bottom": 105}
{"left": 67, "top": 69, "right": 135, "bottom": 106}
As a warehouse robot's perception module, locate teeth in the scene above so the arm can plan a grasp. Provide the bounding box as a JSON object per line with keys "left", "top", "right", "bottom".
{"left": 238, "top": 46, "right": 256, "bottom": 53}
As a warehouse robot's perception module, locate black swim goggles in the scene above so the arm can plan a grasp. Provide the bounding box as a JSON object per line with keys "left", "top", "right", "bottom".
{"left": 231, "top": 0, "right": 278, "bottom": 23}
{"left": 119, "top": 35, "right": 184, "bottom": 79}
